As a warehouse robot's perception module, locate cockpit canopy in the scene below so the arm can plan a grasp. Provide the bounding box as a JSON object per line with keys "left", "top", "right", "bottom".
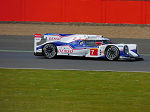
{"left": 82, "top": 40, "right": 113, "bottom": 47}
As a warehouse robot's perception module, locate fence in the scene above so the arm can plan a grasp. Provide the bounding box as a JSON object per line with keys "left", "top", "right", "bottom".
{"left": 0, "top": 0, "right": 150, "bottom": 24}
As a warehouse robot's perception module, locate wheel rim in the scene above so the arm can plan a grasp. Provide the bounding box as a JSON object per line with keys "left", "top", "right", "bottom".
{"left": 106, "top": 46, "right": 119, "bottom": 60}
{"left": 43, "top": 44, "right": 56, "bottom": 58}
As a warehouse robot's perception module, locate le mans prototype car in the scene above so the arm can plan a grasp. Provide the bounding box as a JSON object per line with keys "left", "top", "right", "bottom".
{"left": 34, "top": 33, "right": 143, "bottom": 61}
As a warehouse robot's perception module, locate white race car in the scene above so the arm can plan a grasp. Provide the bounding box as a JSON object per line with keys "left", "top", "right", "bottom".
{"left": 34, "top": 33, "right": 143, "bottom": 61}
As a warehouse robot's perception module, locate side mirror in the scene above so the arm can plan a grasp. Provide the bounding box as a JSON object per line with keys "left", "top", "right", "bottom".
{"left": 96, "top": 42, "right": 102, "bottom": 46}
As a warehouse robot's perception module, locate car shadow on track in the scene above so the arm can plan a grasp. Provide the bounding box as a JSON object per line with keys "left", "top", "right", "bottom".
{"left": 35, "top": 55, "right": 143, "bottom": 62}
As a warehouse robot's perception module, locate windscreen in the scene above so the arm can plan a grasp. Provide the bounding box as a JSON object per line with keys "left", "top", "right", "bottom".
{"left": 83, "top": 40, "right": 113, "bottom": 47}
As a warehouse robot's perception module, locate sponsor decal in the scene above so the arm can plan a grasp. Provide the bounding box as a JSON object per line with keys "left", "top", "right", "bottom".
{"left": 58, "top": 46, "right": 73, "bottom": 54}
{"left": 58, "top": 49, "right": 73, "bottom": 53}
{"left": 100, "top": 50, "right": 104, "bottom": 55}
{"left": 118, "top": 45, "right": 123, "bottom": 47}
{"left": 34, "top": 34, "right": 41, "bottom": 38}
{"left": 45, "top": 35, "right": 61, "bottom": 41}
{"left": 90, "top": 48, "right": 98, "bottom": 56}
{"left": 73, "top": 37, "right": 77, "bottom": 40}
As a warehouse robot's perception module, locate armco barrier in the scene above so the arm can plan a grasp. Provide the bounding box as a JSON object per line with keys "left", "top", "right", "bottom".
{"left": 0, "top": 0, "right": 150, "bottom": 24}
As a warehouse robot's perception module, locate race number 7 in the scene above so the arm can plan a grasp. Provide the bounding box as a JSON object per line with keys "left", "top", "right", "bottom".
{"left": 90, "top": 48, "right": 98, "bottom": 56}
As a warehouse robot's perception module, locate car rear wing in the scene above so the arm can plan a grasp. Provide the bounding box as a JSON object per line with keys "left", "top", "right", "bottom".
{"left": 34, "top": 34, "right": 42, "bottom": 53}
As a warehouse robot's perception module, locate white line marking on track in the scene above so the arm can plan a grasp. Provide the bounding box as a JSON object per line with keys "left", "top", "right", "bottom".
{"left": 0, "top": 49, "right": 33, "bottom": 53}
{"left": 0, "top": 67, "right": 150, "bottom": 73}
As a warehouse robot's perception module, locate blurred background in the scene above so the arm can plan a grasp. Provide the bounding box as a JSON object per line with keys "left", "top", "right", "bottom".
{"left": 0, "top": 0, "right": 150, "bottom": 24}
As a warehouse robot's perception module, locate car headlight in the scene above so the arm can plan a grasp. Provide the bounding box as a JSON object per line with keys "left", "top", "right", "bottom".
{"left": 124, "top": 45, "right": 129, "bottom": 54}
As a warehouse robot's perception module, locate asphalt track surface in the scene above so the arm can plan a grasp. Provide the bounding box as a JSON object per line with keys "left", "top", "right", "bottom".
{"left": 0, "top": 35, "right": 150, "bottom": 72}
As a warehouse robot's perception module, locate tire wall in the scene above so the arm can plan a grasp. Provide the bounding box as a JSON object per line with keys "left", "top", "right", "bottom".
{"left": 0, "top": 0, "right": 150, "bottom": 24}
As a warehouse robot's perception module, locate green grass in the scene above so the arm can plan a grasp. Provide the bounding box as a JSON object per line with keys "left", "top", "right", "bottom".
{"left": 0, "top": 68, "right": 150, "bottom": 112}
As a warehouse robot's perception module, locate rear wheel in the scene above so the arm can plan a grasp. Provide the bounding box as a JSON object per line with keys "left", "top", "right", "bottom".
{"left": 105, "top": 46, "right": 120, "bottom": 61}
{"left": 43, "top": 44, "right": 57, "bottom": 59}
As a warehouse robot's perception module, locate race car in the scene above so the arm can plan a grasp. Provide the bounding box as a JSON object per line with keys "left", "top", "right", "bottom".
{"left": 34, "top": 33, "right": 143, "bottom": 61}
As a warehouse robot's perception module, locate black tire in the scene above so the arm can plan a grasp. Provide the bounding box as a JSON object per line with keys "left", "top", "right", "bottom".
{"left": 105, "top": 46, "right": 120, "bottom": 61}
{"left": 43, "top": 44, "right": 57, "bottom": 59}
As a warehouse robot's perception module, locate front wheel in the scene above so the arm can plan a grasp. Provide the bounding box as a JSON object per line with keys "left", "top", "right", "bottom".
{"left": 105, "top": 46, "right": 120, "bottom": 61}
{"left": 43, "top": 44, "right": 57, "bottom": 59}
